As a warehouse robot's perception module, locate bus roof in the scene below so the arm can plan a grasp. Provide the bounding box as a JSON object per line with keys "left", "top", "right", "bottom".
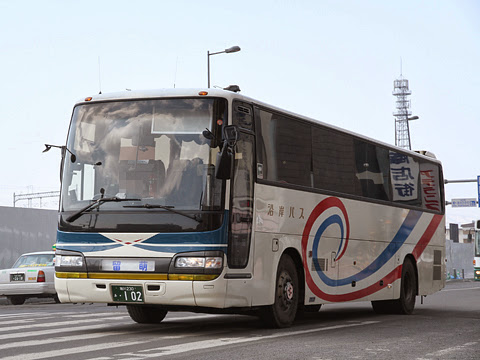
{"left": 76, "top": 88, "right": 441, "bottom": 164}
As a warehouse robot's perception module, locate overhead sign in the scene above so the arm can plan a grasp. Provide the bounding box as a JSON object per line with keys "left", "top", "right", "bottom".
{"left": 451, "top": 198, "right": 477, "bottom": 208}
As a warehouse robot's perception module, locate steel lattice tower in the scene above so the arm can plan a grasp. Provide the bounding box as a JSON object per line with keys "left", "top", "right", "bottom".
{"left": 393, "top": 77, "right": 413, "bottom": 149}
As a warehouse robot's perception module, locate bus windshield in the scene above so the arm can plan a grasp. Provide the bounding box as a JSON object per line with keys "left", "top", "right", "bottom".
{"left": 60, "top": 98, "right": 227, "bottom": 231}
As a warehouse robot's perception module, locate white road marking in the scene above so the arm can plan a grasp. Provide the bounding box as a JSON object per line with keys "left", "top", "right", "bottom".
{"left": 0, "top": 322, "right": 122, "bottom": 341}
{"left": 0, "top": 316, "right": 125, "bottom": 333}
{"left": 441, "top": 287, "right": 480, "bottom": 292}
{"left": 0, "top": 312, "right": 44, "bottom": 318}
{"left": 64, "top": 312, "right": 129, "bottom": 318}
{"left": 1, "top": 340, "right": 151, "bottom": 360}
{"left": 0, "top": 311, "right": 82, "bottom": 319}
{"left": 420, "top": 341, "right": 479, "bottom": 358}
{"left": 101, "top": 321, "right": 380, "bottom": 359}
{"left": 0, "top": 319, "right": 36, "bottom": 325}
{"left": 0, "top": 330, "right": 125, "bottom": 351}
{"left": 0, "top": 313, "right": 227, "bottom": 341}
{"left": 0, "top": 314, "right": 226, "bottom": 351}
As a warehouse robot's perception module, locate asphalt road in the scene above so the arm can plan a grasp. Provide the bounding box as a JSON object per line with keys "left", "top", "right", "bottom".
{"left": 0, "top": 280, "right": 478, "bottom": 360}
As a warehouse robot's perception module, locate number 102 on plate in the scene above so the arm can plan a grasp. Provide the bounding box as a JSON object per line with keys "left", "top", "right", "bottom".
{"left": 111, "top": 285, "right": 144, "bottom": 303}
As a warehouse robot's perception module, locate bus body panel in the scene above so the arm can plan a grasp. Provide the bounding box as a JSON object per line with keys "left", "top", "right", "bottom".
{"left": 253, "top": 183, "right": 445, "bottom": 306}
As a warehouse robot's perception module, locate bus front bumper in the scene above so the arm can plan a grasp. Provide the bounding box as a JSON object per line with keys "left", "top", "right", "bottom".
{"left": 55, "top": 272, "right": 228, "bottom": 308}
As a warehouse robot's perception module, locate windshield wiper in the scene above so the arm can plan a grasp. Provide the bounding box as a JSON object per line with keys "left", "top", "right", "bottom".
{"left": 66, "top": 197, "right": 141, "bottom": 223}
{"left": 123, "top": 204, "right": 202, "bottom": 223}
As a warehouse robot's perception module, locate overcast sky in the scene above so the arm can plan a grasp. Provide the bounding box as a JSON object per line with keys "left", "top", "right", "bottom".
{"left": 0, "top": 0, "right": 479, "bottom": 225}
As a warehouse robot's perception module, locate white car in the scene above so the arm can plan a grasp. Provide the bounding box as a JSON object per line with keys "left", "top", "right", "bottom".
{"left": 0, "top": 251, "right": 57, "bottom": 305}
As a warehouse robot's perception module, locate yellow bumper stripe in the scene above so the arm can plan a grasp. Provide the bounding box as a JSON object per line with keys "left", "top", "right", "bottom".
{"left": 56, "top": 272, "right": 218, "bottom": 281}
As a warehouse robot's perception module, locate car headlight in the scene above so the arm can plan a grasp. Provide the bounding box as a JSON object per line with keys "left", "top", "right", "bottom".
{"left": 175, "top": 256, "right": 222, "bottom": 269}
{"left": 56, "top": 255, "right": 84, "bottom": 267}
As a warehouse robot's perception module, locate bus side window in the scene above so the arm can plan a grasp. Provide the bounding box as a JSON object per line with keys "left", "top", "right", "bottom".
{"left": 255, "top": 109, "right": 311, "bottom": 187}
{"left": 354, "top": 141, "right": 390, "bottom": 201}
{"left": 312, "top": 127, "right": 358, "bottom": 195}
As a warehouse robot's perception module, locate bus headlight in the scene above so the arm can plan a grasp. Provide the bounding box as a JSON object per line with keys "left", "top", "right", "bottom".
{"left": 175, "top": 257, "right": 205, "bottom": 268}
{"left": 56, "top": 255, "right": 84, "bottom": 267}
{"left": 175, "top": 256, "right": 223, "bottom": 269}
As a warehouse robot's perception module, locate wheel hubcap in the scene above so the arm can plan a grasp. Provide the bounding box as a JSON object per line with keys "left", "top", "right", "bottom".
{"left": 284, "top": 281, "right": 294, "bottom": 302}
{"left": 278, "top": 269, "right": 294, "bottom": 308}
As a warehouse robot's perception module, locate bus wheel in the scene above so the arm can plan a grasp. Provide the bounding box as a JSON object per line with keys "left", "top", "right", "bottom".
{"left": 8, "top": 296, "right": 26, "bottom": 305}
{"left": 396, "top": 259, "right": 417, "bottom": 314}
{"left": 260, "top": 254, "right": 299, "bottom": 328}
{"left": 126, "top": 305, "right": 168, "bottom": 324}
{"left": 371, "top": 259, "right": 417, "bottom": 315}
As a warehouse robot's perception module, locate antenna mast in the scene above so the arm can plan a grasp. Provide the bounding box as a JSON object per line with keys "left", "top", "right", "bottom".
{"left": 393, "top": 71, "right": 413, "bottom": 150}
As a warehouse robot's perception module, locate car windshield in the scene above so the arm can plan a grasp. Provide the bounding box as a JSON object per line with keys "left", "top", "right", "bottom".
{"left": 61, "top": 98, "right": 226, "bottom": 214}
{"left": 13, "top": 254, "right": 55, "bottom": 268}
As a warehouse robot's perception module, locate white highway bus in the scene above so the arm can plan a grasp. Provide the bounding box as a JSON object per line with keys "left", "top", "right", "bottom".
{"left": 475, "top": 221, "right": 480, "bottom": 281}
{"left": 53, "top": 88, "right": 445, "bottom": 327}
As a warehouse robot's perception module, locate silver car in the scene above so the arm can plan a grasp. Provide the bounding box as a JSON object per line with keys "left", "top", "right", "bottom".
{"left": 0, "top": 251, "right": 57, "bottom": 305}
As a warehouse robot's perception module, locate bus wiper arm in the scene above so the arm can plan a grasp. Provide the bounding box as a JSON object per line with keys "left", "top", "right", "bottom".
{"left": 123, "top": 204, "right": 202, "bottom": 223}
{"left": 66, "top": 197, "right": 141, "bottom": 223}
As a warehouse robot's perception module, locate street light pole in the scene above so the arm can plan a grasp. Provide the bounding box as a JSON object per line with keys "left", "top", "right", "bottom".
{"left": 207, "top": 46, "right": 241, "bottom": 88}
{"left": 395, "top": 115, "right": 419, "bottom": 150}
{"left": 406, "top": 115, "right": 419, "bottom": 150}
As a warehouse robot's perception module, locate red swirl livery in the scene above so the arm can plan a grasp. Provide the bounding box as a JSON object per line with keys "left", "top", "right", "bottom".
{"left": 301, "top": 197, "right": 443, "bottom": 302}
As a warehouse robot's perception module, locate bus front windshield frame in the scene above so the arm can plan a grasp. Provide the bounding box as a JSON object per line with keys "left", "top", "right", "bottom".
{"left": 59, "top": 97, "right": 227, "bottom": 232}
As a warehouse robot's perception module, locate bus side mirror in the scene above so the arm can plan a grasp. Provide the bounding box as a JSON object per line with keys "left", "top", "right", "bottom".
{"left": 223, "top": 125, "right": 239, "bottom": 145}
{"left": 215, "top": 125, "right": 238, "bottom": 180}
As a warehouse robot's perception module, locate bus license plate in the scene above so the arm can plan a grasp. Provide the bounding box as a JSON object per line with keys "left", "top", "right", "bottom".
{"left": 111, "top": 285, "right": 144, "bottom": 303}
{"left": 10, "top": 274, "right": 25, "bottom": 282}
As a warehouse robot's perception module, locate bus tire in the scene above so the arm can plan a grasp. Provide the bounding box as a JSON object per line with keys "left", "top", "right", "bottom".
{"left": 126, "top": 305, "right": 168, "bottom": 324}
{"left": 372, "top": 258, "right": 417, "bottom": 315}
{"left": 396, "top": 258, "right": 417, "bottom": 314}
{"left": 260, "top": 254, "right": 299, "bottom": 328}
{"left": 8, "top": 296, "right": 26, "bottom": 305}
